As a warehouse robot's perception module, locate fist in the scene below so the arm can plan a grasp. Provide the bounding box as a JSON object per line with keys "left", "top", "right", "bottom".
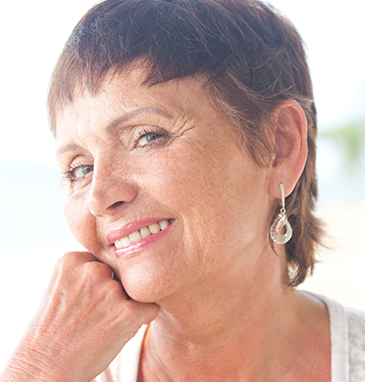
{"left": 1, "top": 252, "right": 159, "bottom": 382}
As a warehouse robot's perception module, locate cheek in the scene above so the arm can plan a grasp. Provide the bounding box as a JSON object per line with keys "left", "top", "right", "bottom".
{"left": 64, "top": 192, "right": 98, "bottom": 253}
{"left": 136, "top": 142, "right": 265, "bottom": 244}
{"left": 137, "top": 148, "right": 215, "bottom": 210}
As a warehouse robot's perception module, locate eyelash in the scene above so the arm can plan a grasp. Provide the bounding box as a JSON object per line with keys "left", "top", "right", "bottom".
{"left": 63, "top": 164, "right": 93, "bottom": 184}
{"left": 133, "top": 127, "right": 168, "bottom": 148}
{"left": 62, "top": 127, "right": 168, "bottom": 185}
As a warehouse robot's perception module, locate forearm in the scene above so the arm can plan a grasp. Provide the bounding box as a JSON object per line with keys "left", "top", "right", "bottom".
{"left": 1, "top": 252, "right": 159, "bottom": 382}
{"left": 0, "top": 344, "right": 68, "bottom": 382}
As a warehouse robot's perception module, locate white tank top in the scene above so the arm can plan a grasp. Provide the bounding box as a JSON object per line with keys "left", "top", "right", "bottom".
{"left": 93, "top": 292, "right": 365, "bottom": 381}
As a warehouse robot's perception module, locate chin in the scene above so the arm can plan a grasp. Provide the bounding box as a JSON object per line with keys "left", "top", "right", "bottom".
{"left": 124, "top": 285, "right": 166, "bottom": 304}
{"left": 120, "top": 266, "right": 177, "bottom": 304}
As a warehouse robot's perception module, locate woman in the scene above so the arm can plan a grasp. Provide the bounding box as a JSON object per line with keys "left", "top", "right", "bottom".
{"left": 2, "top": 0, "right": 365, "bottom": 381}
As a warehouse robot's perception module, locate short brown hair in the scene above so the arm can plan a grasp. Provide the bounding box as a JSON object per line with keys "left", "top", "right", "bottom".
{"left": 48, "top": 0, "right": 323, "bottom": 286}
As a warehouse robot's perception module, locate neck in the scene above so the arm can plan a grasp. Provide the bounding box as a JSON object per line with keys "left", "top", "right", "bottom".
{"left": 139, "top": 244, "right": 330, "bottom": 381}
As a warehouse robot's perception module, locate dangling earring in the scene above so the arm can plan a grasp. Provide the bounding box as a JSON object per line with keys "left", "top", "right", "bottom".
{"left": 270, "top": 184, "right": 292, "bottom": 244}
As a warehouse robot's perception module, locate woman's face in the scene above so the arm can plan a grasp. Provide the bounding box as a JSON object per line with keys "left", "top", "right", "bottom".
{"left": 56, "top": 69, "right": 272, "bottom": 303}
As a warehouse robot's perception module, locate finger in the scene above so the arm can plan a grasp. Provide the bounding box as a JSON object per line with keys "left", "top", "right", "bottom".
{"left": 73, "top": 252, "right": 116, "bottom": 281}
{"left": 106, "top": 299, "right": 160, "bottom": 342}
{"left": 43, "top": 252, "right": 118, "bottom": 303}
{"left": 84, "top": 259, "right": 114, "bottom": 278}
{"left": 56, "top": 252, "right": 116, "bottom": 283}
{"left": 62, "top": 251, "right": 98, "bottom": 265}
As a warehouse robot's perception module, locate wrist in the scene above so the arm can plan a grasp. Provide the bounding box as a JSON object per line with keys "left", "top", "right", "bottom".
{"left": 0, "top": 343, "right": 70, "bottom": 382}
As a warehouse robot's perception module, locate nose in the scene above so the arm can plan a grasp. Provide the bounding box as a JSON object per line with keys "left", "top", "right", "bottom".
{"left": 88, "top": 161, "right": 138, "bottom": 218}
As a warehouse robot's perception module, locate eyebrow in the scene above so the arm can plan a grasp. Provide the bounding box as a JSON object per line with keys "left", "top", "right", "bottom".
{"left": 105, "top": 107, "right": 173, "bottom": 134}
{"left": 56, "top": 107, "right": 173, "bottom": 157}
{"left": 56, "top": 143, "right": 82, "bottom": 157}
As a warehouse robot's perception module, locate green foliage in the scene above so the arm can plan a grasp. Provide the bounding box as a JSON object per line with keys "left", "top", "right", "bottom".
{"left": 319, "top": 119, "right": 365, "bottom": 172}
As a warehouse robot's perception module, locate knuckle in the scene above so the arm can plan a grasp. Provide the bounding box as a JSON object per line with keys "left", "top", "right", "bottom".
{"left": 53, "top": 252, "right": 98, "bottom": 286}
{"left": 54, "top": 252, "right": 75, "bottom": 273}
{"left": 84, "top": 261, "right": 111, "bottom": 279}
{"left": 55, "top": 252, "right": 95, "bottom": 271}
{"left": 123, "top": 301, "right": 160, "bottom": 324}
{"left": 62, "top": 251, "right": 79, "bottom": 264}
{"left": 107, "top": 280, "right": 123, "bottom": 295}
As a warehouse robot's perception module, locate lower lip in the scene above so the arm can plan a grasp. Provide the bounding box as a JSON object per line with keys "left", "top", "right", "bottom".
{"left": 114, "top": 221, "right": 175, "bottom": 260}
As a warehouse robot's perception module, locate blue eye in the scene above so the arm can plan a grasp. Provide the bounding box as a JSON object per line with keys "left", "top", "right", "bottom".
{"left": 134, "top": 127, "right": 167, "bottom": 148}
{"left": 137, "top": 132, "right": 163, "bottom": 147}
{"left": 65, "top": 164, "right": 93, "bottom": 183}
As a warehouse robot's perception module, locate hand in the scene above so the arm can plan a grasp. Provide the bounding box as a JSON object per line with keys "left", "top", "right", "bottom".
{"left": 0, "top": 252, "right": 160, "bottom": 382}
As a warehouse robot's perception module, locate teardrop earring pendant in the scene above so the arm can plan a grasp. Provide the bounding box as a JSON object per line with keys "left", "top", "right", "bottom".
{"left": 270, "top": 184, "right": 293, "bottom": 244}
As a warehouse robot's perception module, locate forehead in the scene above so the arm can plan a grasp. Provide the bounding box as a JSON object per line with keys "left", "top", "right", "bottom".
{"left": 54, "top": 69, "right": 212, "bottom": 137}
{"left": 53, "top": 69, "right": 244, "bottom": 163}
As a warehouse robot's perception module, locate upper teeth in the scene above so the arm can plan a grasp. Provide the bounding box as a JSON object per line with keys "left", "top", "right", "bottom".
{"left": 114, "top": 219, "right": 172, "bottom": 249}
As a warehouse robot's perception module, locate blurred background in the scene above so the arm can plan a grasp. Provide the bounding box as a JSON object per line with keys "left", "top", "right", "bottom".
{"left": 0, "top": 0, "right": 364, "bottom": 370}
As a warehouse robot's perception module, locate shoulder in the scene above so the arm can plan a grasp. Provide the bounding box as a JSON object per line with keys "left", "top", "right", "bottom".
{"left": 345, "top": 306, "right": 365, "bottom": 344}
{"left": 317, "top": 293, "right": 365, "bottom": 380}
{"left": 345, "top": 307, "right": 365, "bottom": 379}
{"left": 300, "top": 291, "right": 365, "bottom": 380}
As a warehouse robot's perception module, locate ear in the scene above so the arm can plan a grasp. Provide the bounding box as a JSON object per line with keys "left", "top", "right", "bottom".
{"left": 267, "top": 100, "right": 308, "bottom": 199}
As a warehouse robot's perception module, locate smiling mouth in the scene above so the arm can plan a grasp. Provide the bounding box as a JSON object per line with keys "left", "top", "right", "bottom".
{"left": 114, "top": 219, "right": 175, "bottom": 249}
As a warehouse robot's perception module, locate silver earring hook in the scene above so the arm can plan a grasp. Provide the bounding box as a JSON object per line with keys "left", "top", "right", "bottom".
{"left": 280, "top": 184, "right": 285, "bottom": 209}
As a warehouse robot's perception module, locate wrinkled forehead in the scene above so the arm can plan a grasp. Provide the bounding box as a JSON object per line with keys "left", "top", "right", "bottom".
{"left": 51, "top": 65, "right": 212, "bottom": 138}
{"left": 51, "top": 64, "right": 143, "bottom": 134}
{"left": 54, "top": 68, "right": 216, "bottom": 142}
